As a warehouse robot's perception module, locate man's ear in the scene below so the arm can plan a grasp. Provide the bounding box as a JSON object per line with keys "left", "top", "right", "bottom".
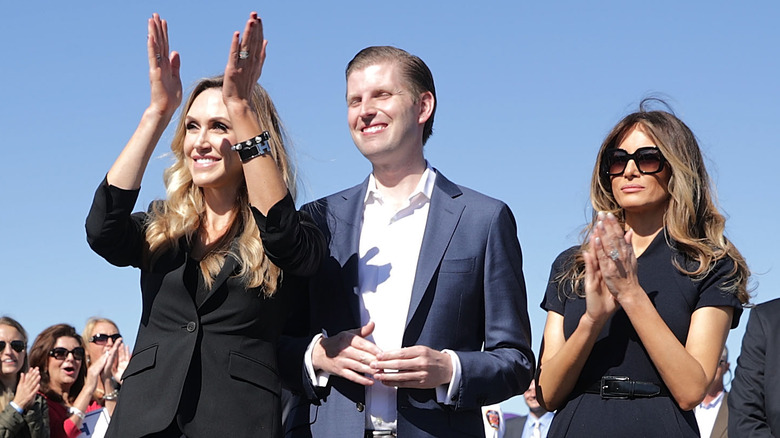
{"left": 417, "top": 91, "right": 435, "bottom": 124}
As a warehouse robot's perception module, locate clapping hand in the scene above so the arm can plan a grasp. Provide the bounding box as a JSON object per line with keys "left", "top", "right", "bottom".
{"left": 222, "top": 12, "right": 267, "bottom": 106}
{"left": 147, "top": 13, "right": 182, "bottom": 118}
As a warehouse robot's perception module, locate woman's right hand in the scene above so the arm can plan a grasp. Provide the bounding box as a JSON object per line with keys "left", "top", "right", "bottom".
{"left": 147, "top": 13, "right": 182, "bottom": 118}
{"left": 583, "top": 232, "right": 619, "bottom": 324}
{"left": 13, "top": 367, "right": 41, "bottom": 410}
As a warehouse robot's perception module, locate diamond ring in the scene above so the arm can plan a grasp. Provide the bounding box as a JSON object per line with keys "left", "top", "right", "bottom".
{"left": 238, "top": 51, "right": 250, "bottom": 60}
{"left": 609, "top": 249, "right": 620, "bottom": 261}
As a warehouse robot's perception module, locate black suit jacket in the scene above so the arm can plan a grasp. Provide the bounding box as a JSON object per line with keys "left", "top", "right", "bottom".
{"left": 86, "top": 180, "right": 323, "bottom": 438}
{"left": 729, "top": 298, "right": 780, "bottom": 437}
{"left": 504, "top": 415, "right": 528, "bottom": 438}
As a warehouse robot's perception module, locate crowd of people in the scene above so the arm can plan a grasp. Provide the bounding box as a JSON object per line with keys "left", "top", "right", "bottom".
{"left": 2, "top": 10, "right": 778, "bottom": 438}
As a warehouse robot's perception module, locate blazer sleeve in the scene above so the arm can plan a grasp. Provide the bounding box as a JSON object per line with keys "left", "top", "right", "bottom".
{"left": 252, "top": 192, "right": 326, "bottom": 277}
{"left": 454, "top": 202, "right": 535, "bottom": 408}
{"left": 729, "top": 303, "right": 773, "bottom": 437}
{"left": 85, "top": 176, "right": 147, "bottom": 268}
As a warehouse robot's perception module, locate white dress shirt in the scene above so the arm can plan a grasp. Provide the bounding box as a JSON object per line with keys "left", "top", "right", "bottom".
{"left": 694, "top": 390, "right": 724, "bottom": 438}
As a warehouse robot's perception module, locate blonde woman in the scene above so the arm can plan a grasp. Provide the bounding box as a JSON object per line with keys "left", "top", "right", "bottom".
{"left": 536, "top": 100, "right": 750, "bottom": 437}
{"left": 81, "top": 318, "right": 129, "bottom": 408}
{"left": 85, "top": 12, "right": 324, "bottom": 438}
{"left": 0, "top": 317, "right": 47, "bottom": 438}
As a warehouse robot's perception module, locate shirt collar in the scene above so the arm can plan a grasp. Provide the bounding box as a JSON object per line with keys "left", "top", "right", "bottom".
{"left": 364, "top": 162, "right": 436, "bottom": 205}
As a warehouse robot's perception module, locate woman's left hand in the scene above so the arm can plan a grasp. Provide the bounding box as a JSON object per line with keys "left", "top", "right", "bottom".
{"left": 223, "top": 12, "right": 267, "bottom": 105}
{"left": 592, "top": 212, "right": 643, "bottom": 302}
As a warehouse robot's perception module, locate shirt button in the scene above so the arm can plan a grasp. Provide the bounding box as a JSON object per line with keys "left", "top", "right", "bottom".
{"left": 356, "top": 402, "right": 365, "bottom": 412}
{"left": 186, "top": 321, "right": 197, "bottom": 332}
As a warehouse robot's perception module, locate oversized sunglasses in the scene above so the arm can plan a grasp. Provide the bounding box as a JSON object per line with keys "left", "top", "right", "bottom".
{"left": 0, "top": 340, "right": 25, "bottom": 353}
{"left": 49, "top": 347, "right": 85, "bottom": 361}
{"left": 90, "top": 333, "right": 122, "bottom": 345}
{"left": 603, "top": 146, "right": 666, "bottom": 176}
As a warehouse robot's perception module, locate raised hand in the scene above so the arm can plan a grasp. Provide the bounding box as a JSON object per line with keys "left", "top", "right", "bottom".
{"left": 147, "top": 13, "right": 182, "bottom": 118}
{"left": 583, "top": 232, "right": 619, "bottom": 323}
{"left": 371, "top": 345, "right": 453, "bottom": 389}
{"left": 13, "top": 367, "right": 41, "bottom": 410}
{"left": 312, "top": 322, "right": 382, "bottom": 386}
{"left": 222, "top": 11, "right": 267, "bottom": 105}
{"left": 114, "top": 340, "right": 131, "bottom": 383}
{"left": 592, "top": 212, "right": 642, "bottom": 302}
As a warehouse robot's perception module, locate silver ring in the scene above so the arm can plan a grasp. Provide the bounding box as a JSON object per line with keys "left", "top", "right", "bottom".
{"left": 238, "top": 50, "right": 250, "bottom": 60}
{"left": 609, "top": 249, "right": 620, "bottom": 261}
{"left": 155, "top": 54, "right": 162, "bottom": 61}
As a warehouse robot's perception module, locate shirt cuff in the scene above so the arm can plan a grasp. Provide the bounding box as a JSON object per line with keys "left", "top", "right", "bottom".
{"left": 436, "top": 349, "right": 462, "bottom": 405}
{"left": 304, "top": 332, "right": 331, "bottom": 388}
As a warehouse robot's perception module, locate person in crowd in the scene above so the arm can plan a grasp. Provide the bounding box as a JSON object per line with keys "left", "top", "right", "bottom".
{"left": 28, "top": 324, "right": 119, "bottom": 438}
{"left": 505, "top": 384, "right": 554, "bottom": 438}
{"left": 280, "top": 45, "right": 533, "bottom": 437}
{"left": 85, "top": 12, "right": 324, "bottom": 438}
{"left": 0, "top": 316, "right": 47, "bottom": 438}
{"left": 81, "top": 318, "right": 130, "bottom": 409}
{"left": 694, "top": 347, "right": 730, "bottom": 438}
{"left": 728, "top": 297, "right": 780, "bottom": 436}
{"left": 536, "top": 100, "right": 750, "bottom": 437}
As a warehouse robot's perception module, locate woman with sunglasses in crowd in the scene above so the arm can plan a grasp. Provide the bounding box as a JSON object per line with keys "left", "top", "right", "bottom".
{"left": 535, "top": 99, "right": 750, "bottom": 437}
{"left": 85, "top": 11, "right": 324, "bottom": 438}
{"left": 81, "top": 318, "right": 130, "bottom": 410}
{"left": 0, "top": 316, "right": 47, "bottom": 438}
{"left": 28, "top": 324, "right": 120, "bottom": 438}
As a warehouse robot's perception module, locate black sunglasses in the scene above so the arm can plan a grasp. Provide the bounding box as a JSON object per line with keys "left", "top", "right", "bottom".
{"left": 49, "top": 347, "right": 85, "bottom": 361}
{"left": 603, "top": 146, "right": 666, "bottom": 176}
{"left": 90, "top": 333, "right": 122, "bottom": 345}
{"left": 0, "top": 340, "right": 25, "bottom": 353}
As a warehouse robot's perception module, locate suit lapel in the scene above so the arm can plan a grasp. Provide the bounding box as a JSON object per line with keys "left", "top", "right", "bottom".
{"left": 405, "top": 172, "right": 464, "bottom": 328}
{"left": 197, "top": 241, "right": 240, "bottom": 310}
{"left": 330, "top": 179, "right": 369, "bottom": 326}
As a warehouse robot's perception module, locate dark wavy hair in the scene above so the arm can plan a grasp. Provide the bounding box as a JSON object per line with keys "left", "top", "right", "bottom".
{"left": 28, "top": 324, "right": 87, "bottom": 403}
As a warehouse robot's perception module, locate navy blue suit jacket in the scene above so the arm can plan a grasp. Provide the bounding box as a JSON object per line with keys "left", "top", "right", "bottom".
{"left": 280, "top": 170, "right": 534, "bottom": 438}
{"left": 729, "top": 298, "right": 780, "bottom": 437}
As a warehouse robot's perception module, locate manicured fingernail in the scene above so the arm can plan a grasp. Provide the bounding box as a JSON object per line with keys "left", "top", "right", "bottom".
{"left": 597, "top": 211, "right": 605, "bottom": 220}
{"left": 597, "top": 220, "right": 604, "bottom": 229}
{"left": 594, "top": 237, "right": 601, "bottom": 245}
{"left": 606, "top": 212, "right": 615, "bottom": 220}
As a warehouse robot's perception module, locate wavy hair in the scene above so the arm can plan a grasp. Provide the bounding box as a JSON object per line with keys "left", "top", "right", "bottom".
{"left": 144, "top": 76, "right": 296, "bottom": 296}
{"left": 0, "top": 316, "right": 29, "bottom": 407}
{"left": 559, "top": 99, "right": 750, "bottom": 304}
{"left": 28, "top": 324, "right": 87, "bottom": 404}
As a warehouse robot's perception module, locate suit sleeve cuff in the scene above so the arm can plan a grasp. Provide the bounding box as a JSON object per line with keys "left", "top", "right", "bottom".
{"left": 437, "top": 349, "right": 462, "bottom": 405}
{"left": 305, "top": 332, "right": 331, "bottom": 388}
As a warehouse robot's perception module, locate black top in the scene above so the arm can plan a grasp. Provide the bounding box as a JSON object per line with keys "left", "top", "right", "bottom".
{"left": 541, "top": 230, "right": 743, "bottom": 438}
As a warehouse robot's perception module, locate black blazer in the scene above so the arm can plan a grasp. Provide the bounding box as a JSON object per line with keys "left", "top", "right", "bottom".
{"left": 729, "top": 298, "right": 780, "bottom": 437}
{"left": 86, "top": 179, "right": 323, "bottom": 438}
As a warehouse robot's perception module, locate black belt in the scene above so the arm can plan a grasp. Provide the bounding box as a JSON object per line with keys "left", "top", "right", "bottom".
{"left": 365, "top": 431, "right": 396, "bottom": 438}
{"left": 585, "top": 376, "right": 670, "bottom": 399}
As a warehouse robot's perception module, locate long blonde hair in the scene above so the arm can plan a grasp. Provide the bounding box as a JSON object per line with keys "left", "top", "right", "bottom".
{"left": 0, "top": 316, "right": 29, "bottom": 407}
{"left": 144, "top": 76, "right": 296, "bottom": 296}
{"left": 559, "top": 100, "right": 750, "bottom": 304}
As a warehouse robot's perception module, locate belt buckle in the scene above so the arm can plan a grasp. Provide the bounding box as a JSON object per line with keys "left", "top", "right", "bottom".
{"left": 600, "top": 375, "right": 629, "bottom": 399}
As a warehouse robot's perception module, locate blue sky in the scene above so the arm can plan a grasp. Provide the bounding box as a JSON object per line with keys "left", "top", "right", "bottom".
{"left": 1, "top": 1, "right": 778, "bottom": 416}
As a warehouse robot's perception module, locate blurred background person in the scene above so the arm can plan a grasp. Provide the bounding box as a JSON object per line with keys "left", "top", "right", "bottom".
{"left": 505, "top": 384, "right": 554, "bottom": 438}
{"left": 81, "top": 317, "right": 130, "bottom": 408}
{"left": 536, "top": 100, "right": 750, "bottom": 437}
{"left": 729, "top": 297, "right": 780, "bottom": 436}
{"left": 694, "top": 346, "right": 730, "bottom": 438}
{"left": 0, "top": 316, "right": 47, "bottom": 438}
{"left": 28, "top": 324, "right": 118, "bottom": 438}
